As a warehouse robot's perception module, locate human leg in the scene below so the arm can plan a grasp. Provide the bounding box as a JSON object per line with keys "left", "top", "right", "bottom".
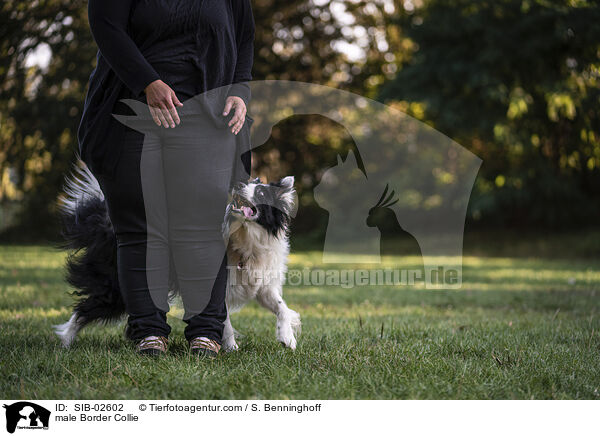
{"left": 160, "top": 115, "right": 236, "bottom": 344}
{"left": 96, "top": 127, "right": 171, "bottom": 342}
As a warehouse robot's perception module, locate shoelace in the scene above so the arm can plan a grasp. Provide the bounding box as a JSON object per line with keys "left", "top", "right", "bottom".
{"left": 189, "top": 336, "right": 221, "bottom": 354}
{"left": 136, "top": 335, "right": 168, "bottom": 352}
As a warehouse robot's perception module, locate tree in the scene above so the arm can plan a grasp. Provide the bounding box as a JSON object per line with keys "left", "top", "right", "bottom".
{"left": 0, "top": 0, "right": 397, "bottom": 241}
{"left": 0, "top": 0, "right": 95, "bottom": 240}
{"left": 379, "top": 0, "right": 600, "bottom": 228}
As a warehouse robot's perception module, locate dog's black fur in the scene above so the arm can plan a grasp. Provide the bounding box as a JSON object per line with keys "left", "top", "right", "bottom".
{"left": 253, "top": 180, "right": 293, "bottom": 236}
{"left": 58, "top": 192, "right": 126, "bottom": 330}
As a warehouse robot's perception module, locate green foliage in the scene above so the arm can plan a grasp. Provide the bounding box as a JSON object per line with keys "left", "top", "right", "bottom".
{"left": 0, "top": 0, "right": 95, "bottom": 240}
{"left": 2, "top": 0, "right": 598, "bottom": 239}
{"left": 379, "top": 0, "right": 600, "bottom": 227}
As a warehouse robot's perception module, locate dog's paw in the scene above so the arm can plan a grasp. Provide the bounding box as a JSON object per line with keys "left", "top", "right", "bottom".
{"left": 222, "top": 341, "right": 239, "bottom": 352}
{"left": 222, "top": 333, "right": 239, "bottom": 352}
{"left": 278, "top": 333, "right": 297, "bottom": 350}
{"left": 289, "top": 309, "right": 301, "bottom": 336}
{"left": 277, "top": 310, "right": 300, "bottom": 350}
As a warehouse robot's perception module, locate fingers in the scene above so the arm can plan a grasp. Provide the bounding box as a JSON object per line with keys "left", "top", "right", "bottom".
{"left": 158, "top": 102, "right": 176, "bottom": 128}
{"left": 172, "top": 90, "right": 183, "bottom": 107}
{"left": 147, "top": 85, "right": 183, "bottom": 128}
{"left": 223, "top": 99, "right": 234, "bottom": 116}
{"left": 149, "top": 106, "right": 162, "bottom": 127}
{"left": 149, "top": 106, "right": 170, "bottom": 129}
{"left": 228, "top": 103, "right": 246, "bottom": 135}
{"left": 232, "top": 115, "right": 245, "bottom": 135}
{"left": 167, "top": 95, "right": 181, "bottom": 126}
{"left": 155, "top": 105, "right": 170, "bottom": 128}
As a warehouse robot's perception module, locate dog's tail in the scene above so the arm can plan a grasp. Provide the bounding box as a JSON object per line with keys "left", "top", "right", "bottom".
{"left": 53, "top": 158, "right": 126, "bottom": 346}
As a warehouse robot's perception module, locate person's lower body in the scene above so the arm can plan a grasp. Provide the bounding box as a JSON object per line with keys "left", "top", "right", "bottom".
{"left": 95, "top": 111, "right": 236, "bottom": 349}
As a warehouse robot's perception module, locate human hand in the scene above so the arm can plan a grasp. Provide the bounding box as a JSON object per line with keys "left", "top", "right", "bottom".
{"left": 222, "top": 96, "right": 246, "bottom": 135}
{"left": 144, "top": 79, "right": 183, "bottom": 128}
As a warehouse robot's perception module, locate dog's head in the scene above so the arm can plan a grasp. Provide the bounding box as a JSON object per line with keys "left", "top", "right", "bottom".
{"left": 224, "top": 176, "right": 297, "bottom": 238}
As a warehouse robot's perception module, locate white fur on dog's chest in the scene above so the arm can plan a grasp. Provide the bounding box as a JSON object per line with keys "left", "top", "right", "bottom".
{"left": 220, "top": 175, "right": 300, "bottom": 351}
{"left": 225, "top": 222, "right": 289, "bottom": 312}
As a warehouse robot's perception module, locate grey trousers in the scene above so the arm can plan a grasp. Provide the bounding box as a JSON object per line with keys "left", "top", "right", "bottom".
{"left": 97, "top": 112, "right": 236, "bottom": 343}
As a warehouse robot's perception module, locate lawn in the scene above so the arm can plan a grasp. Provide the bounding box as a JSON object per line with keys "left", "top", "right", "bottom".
{"left": 0, "top": 243, "right": 599, "bottom": 399}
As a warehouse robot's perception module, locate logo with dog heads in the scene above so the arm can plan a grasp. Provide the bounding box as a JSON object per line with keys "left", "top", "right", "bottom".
{"left": 3, "top": 402, "right": 50, "bottom": 433}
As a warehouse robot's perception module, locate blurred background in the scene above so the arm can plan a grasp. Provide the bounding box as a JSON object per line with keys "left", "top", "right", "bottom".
{"left": 1, "top": 0, "right": 599, "bottom": 250}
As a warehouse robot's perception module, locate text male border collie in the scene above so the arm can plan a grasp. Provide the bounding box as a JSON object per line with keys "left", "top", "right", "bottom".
{"left": 53, "top": 161, "right": 300, "bottom": 351}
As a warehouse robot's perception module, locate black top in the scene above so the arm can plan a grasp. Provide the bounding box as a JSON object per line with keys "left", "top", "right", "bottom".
{"left": 78, "top": 0, "right": 255, "bottom": 179}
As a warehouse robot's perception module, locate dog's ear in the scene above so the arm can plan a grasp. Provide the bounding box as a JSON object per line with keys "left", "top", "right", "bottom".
{"left": 276, "top": 176, "right": 298, "bottom": 218}
{"left": 279, "top": 176, "right": 294, "bottom": 190}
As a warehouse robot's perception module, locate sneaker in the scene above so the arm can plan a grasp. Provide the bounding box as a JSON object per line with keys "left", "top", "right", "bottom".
{"left": 136, "top": 335, "right": 168, "bottom": 356}
{"left": 189, "top": 336, "right": 221, "bottom": 359}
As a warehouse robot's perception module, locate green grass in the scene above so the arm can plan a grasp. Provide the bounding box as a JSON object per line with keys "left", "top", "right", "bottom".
{"left": 0, "top": 244, "right": 599, "bottom": 399}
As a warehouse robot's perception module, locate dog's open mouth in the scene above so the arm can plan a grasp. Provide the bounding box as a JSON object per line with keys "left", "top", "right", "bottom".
{"left": 231, "top": 193, "right": 257, "bottom": 218}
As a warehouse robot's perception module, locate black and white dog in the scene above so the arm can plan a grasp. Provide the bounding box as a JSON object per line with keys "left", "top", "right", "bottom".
{"left": 53, "top": 161, "right": 300, "bottom": 351}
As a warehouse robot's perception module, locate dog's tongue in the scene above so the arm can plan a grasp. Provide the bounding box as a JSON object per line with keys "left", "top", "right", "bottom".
{"left": 242, "top": 206, "right": 254, "bottom": 218}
